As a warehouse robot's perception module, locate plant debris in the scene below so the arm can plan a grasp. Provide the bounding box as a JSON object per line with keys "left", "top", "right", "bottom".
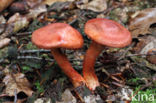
{"left": 3, "top": 73, "right": 33, "bottom": 97}
{"left": 129, "top": 8, "right": 156, "bottom": 38}
{"left": 0, "top": 0, "right": 156, "bottom": 102}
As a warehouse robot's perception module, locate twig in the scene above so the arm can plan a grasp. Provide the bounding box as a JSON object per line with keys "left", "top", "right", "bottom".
{"left": 19, "top": 49, "right": 51, "bottom": 53}
{"left": 16, "top": 32, "right": 32, "bottom": 36}
{"left": 111, "top": 75, "right": 123, "bottom": 84}
{"left": 14, "top": 89, "right": 17, "bottom": 103}
{"left": 17, "top": 56, "right": 83, "bottom": 62}
{"left": 17, "top": 56, "right": 54, "bottom": 62}
{"left": 126, "top": 53, "right": 156, "bottom": 57}
{"left": 112, "top": 81, "right": 124, "bottom": 87}
{"left": 100, "top": 83, "right": 110, "bottom": 88}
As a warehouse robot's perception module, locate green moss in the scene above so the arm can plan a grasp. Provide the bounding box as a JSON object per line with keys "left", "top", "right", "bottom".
{"left": 22, "top": 66, "right": 31, "bottom": 71}
{"left": 35, "top": 81, "right": 44, "bottom": 93}
{"left": 128, "top": 78, "right": 142, "bottom": 84}
{"left": 26, "top": 42, "right": 37, "bottom": 50}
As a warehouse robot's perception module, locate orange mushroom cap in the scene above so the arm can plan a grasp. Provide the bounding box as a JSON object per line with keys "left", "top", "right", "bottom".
{"left": 32, "top": 23, "right": 83, "bottom": 49}
{"left": 85, "top": 18, "right": 132, "bottom": 48}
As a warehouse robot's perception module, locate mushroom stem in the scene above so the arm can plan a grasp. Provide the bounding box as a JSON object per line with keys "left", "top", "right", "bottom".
{"left": 51, "top": 48, "right": 86, "bottom": 87}
{"left": 83, "top": 41, "right": 104, "bottom": 90}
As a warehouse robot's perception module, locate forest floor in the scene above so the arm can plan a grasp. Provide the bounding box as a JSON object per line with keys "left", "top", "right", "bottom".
{"left": 0, "top": 0, "right": 156, "bottom": 103}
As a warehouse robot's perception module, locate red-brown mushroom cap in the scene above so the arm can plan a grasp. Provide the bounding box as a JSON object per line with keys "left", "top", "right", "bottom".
{"left": 32, "top": 23, "right": 83, "bottom": 49}
{"left": 85, "top": 18, "right": 132, "bottom": 48}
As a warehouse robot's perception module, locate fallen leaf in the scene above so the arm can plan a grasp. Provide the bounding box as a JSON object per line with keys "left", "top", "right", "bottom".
{"left": 76, "top": 0, "right": 107, "bottom": 12}
{"left": 84, "top": 94, "right": 102, "bottom": 103}
{"left": 129, "top": 8, "right": 156, "bottom": 38}
{"left": 0, "top": 38, "right": 10, "bottom": 48}
{"left": 57, "top": 89, "right": 77, "bottom": 103}
{"left": 43, "top": 0, "right": 74, "bottom": 6}
{"left": 26, "top": 0, "right": 43, "bottom": 8}
{"left": 7, "top": 13, "right": 29, "bottom": 32}
{"left": 140, "top": 39, "right": 156, "bottom": 55}
{"left": 131, "top": 56, "right": 156, "bottom": 71}
{"left": 132, "top": 35, "right": 156, "bottom": 70}
{"left": 9, "top": 1, "right": 28, "bottom": 14}
{"left": 0, "top": 1, "right": 47, "bottom": 40}
{"left": 146, "top": 48, "right": 156, "bottom": 64}
{"left": 0, "top": 15, "right": 6, "bottom": 34}
{"left": 0, "top": 15, "right": 6, "bottom": 24}
{"left": 133, "top": 36, "right": 156, "bottom": 54}
{"left": 0, "top": 0, "right": 14, "bottom": 12}
{"left": 3, "top": 73, "right": 33, "bottom": 97}
{"left": 27, "top": 4, "right": 47, "bottom": 19}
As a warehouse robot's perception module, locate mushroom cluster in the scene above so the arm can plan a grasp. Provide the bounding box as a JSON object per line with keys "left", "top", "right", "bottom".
{"left": 31, "top": 18, "right": 132, "bottom": 90}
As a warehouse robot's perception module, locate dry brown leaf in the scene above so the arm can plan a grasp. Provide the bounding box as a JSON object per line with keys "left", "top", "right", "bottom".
{"left": 0, "top": 0, "right": 14, "bottom": 12}
{"left": 43, "top": 0, "right": 74, "bottom": 6}
{"left": 77, "top": 0, "right": 107, "bottom": 12}
{"left": 34, "top": 89, "right": 76, "bottom": 103}
{"left": 27, "top": 4, "right": 47, "bottom": 19}
{"left": 133, "top": 36, "right": 156, "bottom": 54}
{"left": 0, "top": 38, "right": 10, "bottom": 48}
{"left": 26, "top": 0, "right": 43, "bottom": 8}
{"left": 146, "top": 48, "right": 156, "bottom": 64}
{"left": 0, "top": 15, "right": 6, "bottom": 24}
{"left": 129, "top": 8, "right": 156, "bottom": 38}
{"left": 3, "top": 73, "right": 33, "bottom": 97}
{"left": 7, "top": 13, "right": 29, "bottom": 32}
{"left": 0, "top": 2, "right": 47, "bottom": 40}
{"left": 57, "top": 89, "right": 77, "bottom": 103}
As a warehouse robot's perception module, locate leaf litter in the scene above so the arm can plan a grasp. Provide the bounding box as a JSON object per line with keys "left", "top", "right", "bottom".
{"left": 129, "top": 8, "right": 156, "bottom": 38}
{"left": 3, "top": 73, "right": 33, "bottom": 97}
{"left": 0, "top": 0, "right": 156, "bottom": 103}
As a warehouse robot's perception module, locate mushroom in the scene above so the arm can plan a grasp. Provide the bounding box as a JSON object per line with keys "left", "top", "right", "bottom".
{"left": 32, "top": 23, "right": 86, "bottom": 87}
{"left": 83, "top": 18, "right": 132, "bottom": 90}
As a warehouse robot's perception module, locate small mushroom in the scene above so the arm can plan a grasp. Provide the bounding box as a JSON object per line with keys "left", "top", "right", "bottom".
{"left": 32, "top": 23, "right": 86, "bottom": 87}
{"left": 83, "top": 18, "right": 132, "bottom": 90}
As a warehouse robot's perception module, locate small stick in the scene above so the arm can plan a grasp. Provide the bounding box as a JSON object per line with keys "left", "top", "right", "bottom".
{"left": 19, "top": 49, "right": 51, "bottom": 53}
{"left": 16, "top": 32, "right": 32, "bottom": 36}
{"left": 126, "top": 53, "right": 156, "bottom": 57}
{"left": 100, "top": 83, "right": 110, "bottom": 88}
{"left": 111, "top": 75, "right": 123, "bottom": 84}
{"left": 17, "top": 56, "right": 54, "bottom": 62}
{"left": 14, "top": 89, "right": 17, "bottom": 103}
{"left": 112, "top": 81, "right": 124, "bottom": 87}
{"left": 17, "top": 56, "right": 83, "bottom": 62}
